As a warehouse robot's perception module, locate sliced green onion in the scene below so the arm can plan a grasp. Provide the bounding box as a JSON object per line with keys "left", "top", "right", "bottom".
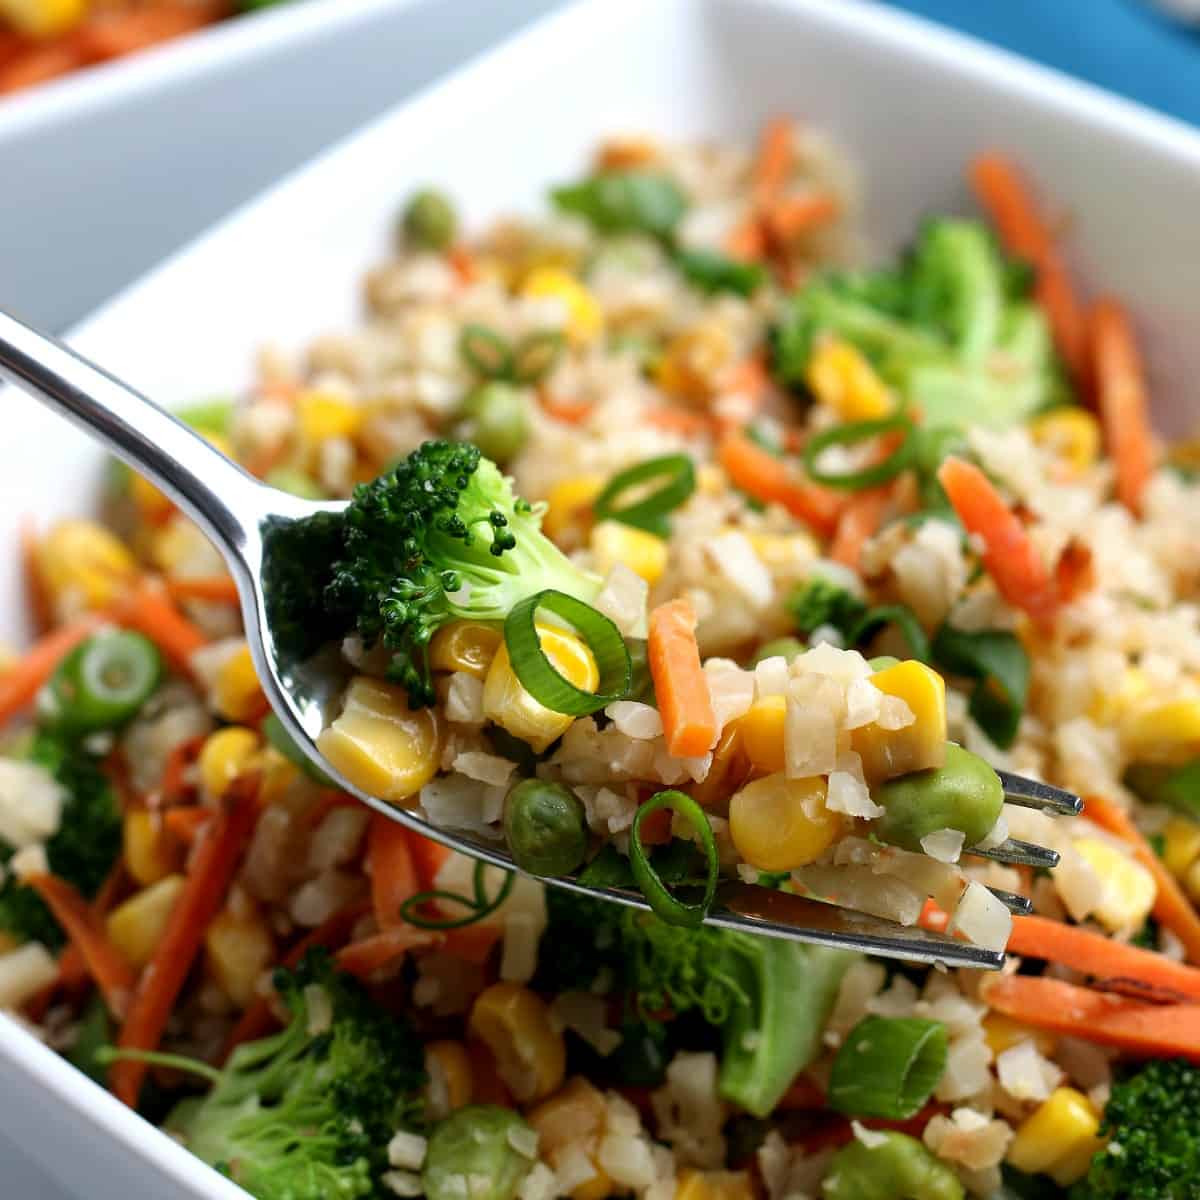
{"left": 512, "top": 330, "right": 565, "bottom": 384}
{"left": 931, "top": 623, "right": 1029, "bottom": 750}
{"left": 504, "top": 589, "right": 631, "bottom": 716}
{"left": 399, "top": 859, "right": 515, "bottom": 930}
{"left": 828, "top": 1016, "right": 948, "bottom": 1120}
{"left": 592, "top": 454, "right": 696, "bottom": 537}
{"left": 460, "top": 324, "right": 513, "bottom": 380}
{"left": 803, "top": 415, "right": 916, "bottom": 490}
{"left": 41, "top": 631, "right": 163, "bottom": 737}
{"left": 849, "top": 605, "right": 931, "bottom": 664}
{"left": 629, "top": 790, "right": 718, "bottom": 928}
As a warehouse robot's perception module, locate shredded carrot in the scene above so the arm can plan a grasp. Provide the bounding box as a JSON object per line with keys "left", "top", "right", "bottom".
{"left": 647, "top": 599, "right": 717, "bottom": 759}
{"left": 447, "top": 245, "right": 478, "bottom": 286}
{"left": 752, "top": 117, "right": 795, "bottom": 208}
{"left": 1084, "top": 794, "right": 1200, "bottom": 965}
{"left": 158, "top": 734, "right": 206, "bottom": 806}
{"left": 643, "top": 407, "right": 717, "bottom": 438}
{"left": 829, "top": 486, "right": 891, "bottom": 570}
{"left": 1090, "top": 297, "right": 1155, "bottom": 515}
{"left": 111, "top": 778, "right": 258, "bottom": 1107}
{"left": 718, "top": 431, "right": 844, "bottom": 535}
{"left": 0, "top": 615, "right": 103, "bottom": 728}
{"left": 540, "top": 394, "right": 594, "bottom": 425}
{"left": 937, "top": 456, "right": 1059, "bottom": 627}
{"left": 162, "top": 806, "right": 211, "bottom": 845}
{"left": 777, "top": 1074, "right": 826, "bottom": 1111}
{"left": 440, "top": 923, "right": 503, "bottom": 965}
{"left": 77, "top": 2, "right": 228, "bottom": 62}
{"left": 25, "top": 874, "right": 136, "bottom": 1019}
{"left": 301, "top": 790, "right": 362, "bottom": 831}
{"left": 366, "top": 813, "right": 419, "bottom": 929}
{"left": 407, "top": 830, "right": 454, "bottom": 891}
{"left": 724, "top": 216, "right": 768, "bottom": 262}
{"left": 335, "top": 925, "right": 438, "bottom": 980}
{"left": 164, "top": 576, "right": 240, "bottom": 605}
{"left": 918, "top": 896, "right": 950, "bottom": 933}
{"left": 114, "top": 580, "right": 207, "bottom": 676}
{"left": 765, "top": 193, "right": 838, "bottom": 242}
{"left": 0, "top": 40, "right": 85, "bottom": 95}
{"left": 20, "top": 520, "right": 52, "bottom": 636}
{"left": 1053, "top": 538, "right": 1095, "bottom": 605}
{"left": 969, "top": 153, "right": 1087, "bottom": 378}
{"left": 636, "top": 805, "right": 673, "bottom": 846}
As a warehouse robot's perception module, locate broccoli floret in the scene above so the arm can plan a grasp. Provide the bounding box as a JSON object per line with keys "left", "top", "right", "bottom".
{"left": 168, "top": 949, "right": 426, "bottom": 1200}
{"left": 786, "top": 576, "right": 867, "bottom": 639}
{"left": 1079, "top": 1058, "right": 1200, "bottom": 1199}
{"left": 0, "top": 732, "right": 121, "bottom": 949}
{"left": 324, "top": 442, "right": 603, "bottom": 706}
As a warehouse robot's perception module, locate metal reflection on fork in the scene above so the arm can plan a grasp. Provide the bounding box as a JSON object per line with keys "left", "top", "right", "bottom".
{"left": 0, "top": 307, "right": 1080, "bottom": 972}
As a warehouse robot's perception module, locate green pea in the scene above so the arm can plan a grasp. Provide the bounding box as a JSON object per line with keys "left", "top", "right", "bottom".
{"left": 504, "top": 779, "right": 589, "bottom": 877}
{"left": 750, "top": 637, "right": 806, "bottom": 666}
{"left": 402, "top": 188, "right": 458, "bottom": 251}
{"left": 454, "top": 381, "right": 531, "bottom": 462}
{"left": 423, "top": 1106, "right": 536, "bottom": 1200}
{"left": 868, "top": 655, "right": 902, "bottom": 672}
{"left": 40, "top": 631, "right": 163, "bottom": 737}
{"left": 873, "top": 743, "right": 1004, "bottom": 854}
{"left": 822, "top": 1131, "right": 963, "bottom": 1200}
{"left": 262, "top": 713, "right": 334, "bottom": 786}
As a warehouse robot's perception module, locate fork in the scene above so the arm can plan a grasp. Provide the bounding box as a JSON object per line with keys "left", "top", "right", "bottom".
{"left": 0, "top": 309, "right": 1081, "bottom": 970}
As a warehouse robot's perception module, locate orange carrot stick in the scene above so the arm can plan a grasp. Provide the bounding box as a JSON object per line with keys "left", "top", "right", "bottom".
{"left": 0, "top": 41, "right": 85, "bottom": 95}
{"left": 440, "top": 923, "right": 503, "bottom": 965}
{"left": 643, "top": 407, "right": 717, "bottom": 438}
{"left": 158, "top": 734, "right": 206, "bottom": 806}
{"left": 162, "top": 806, "right": 211, "bottom": 845}
{"left": 366, "top": 813, "right": 419, "bottom": 929}
{"left": 114, "top": 580, "right": 207, "bottom": 676}
{"left": 937, "top": 456, "right": 1059, "bottom": 626}
{"left": 724, "top": 216, "right": 768, "bottom": 262}
{"left": 752, "top": 117, "right": 795, "bottom": 208}
{"left": 829, "top": 486, "right": 891, "bottom": 571}
{"left": 1089, "top": 298, "right": 1155, "bottom": 516}
{"left": 335, "top": 925, "right": 437, "bottom": 980}
{"left": 164, "top": 576, "right": 240, "bottom": 605}
{"left": 719, "top": 431, "right": 844, "bottom": 535}
{"left": 407, "top": 830, "right": 454, "bottom": 892}
{"left": 20, "top": 520, "right": 52, "bottom": 636}
{"left": 25, "top": 874, "right": 136, "bottom": 1019}
{"left": 648, "top": 599, "right": 716, "bottom": 759}
{"left": 766, "top": 194, "right": 839, "bottom": 242}
{"left": 78, "top": 2, "right": 228, "bottom": 62}
{"left": 0, "top": 615, "right": 103, "bottom": 727}
{"left": 540, "top": 394, "right": 594, "bottom": 425}
{"left": 969, "top": 153, "right": 1086, "bottom": 378}
{"left": 1084, "top": 794, "right": 1200, "bottom": 965}
{"left": 777, "top": 1074, "right": 827, "bottom": 1111}
{"left": 111, "top": 780, "right": 258, "bottom": 1107}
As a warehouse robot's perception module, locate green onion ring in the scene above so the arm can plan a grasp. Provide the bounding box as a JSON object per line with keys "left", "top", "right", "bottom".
{"left": 803, "top": 415, "right": 916, "bottom": 490}
{"left": 504, "top": 589, "right": 632, "bottom": 716}
{"left": 827, "top": 1016, "right": 948, "bottom": 1119}
{"left": 849, "top": 605, "right": 931, "bottom": 663}
{"left": 592, "top": 454, "right": 696, "bottom": 537}
{"left": 512, "top": 330, "right": 566, "bottom": 384}
{"left": 460, "top": 324, "right": 514, "bottom": 380}
{"left": 629, "top": 790, "right": 719, "bottom": 928}
{"left": 399, "top": 860, "right": 516, "bottom": 930}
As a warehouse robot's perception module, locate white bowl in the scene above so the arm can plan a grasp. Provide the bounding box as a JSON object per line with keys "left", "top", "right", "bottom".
{"left": 3, "top": 0, "right": 1200, "bottom": 1194}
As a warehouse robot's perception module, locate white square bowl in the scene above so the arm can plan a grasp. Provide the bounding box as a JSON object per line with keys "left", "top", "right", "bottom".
{"left": 3, "top": 0, "right": 1200, "bottom": 1195}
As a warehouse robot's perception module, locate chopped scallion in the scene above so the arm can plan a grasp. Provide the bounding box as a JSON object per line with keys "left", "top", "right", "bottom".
{"left": 629, "top": 790, "right": 719, "bottom": 927}
{"left": 592, "top": 454, "right": 696, "bottom": 537}
{"left": 828, "top": 1015, "right": 947, "bottom": 1120}
{"left": 803, "top": 415, "right": 916, "bottom": 490}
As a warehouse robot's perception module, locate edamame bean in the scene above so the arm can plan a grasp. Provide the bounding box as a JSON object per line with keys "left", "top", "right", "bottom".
{"left": 822, "top": 1131, "right": 963, "bottom": 1200}
{"left": 454, "top": 382, "right": 531, "bottom": 462}
{"left": 750, "top": 637, "right": 806, "bottom": 666}
{"left": 423, "top": 1106, "right": 537, "bottom": 1200}
{"left": 402, "top": 188, "right": 458, "bottom": 251}
{"left": 873, "top": 742, "right": 1003, "bottom": 854}
{"left": 504, "top": 779, "right": 589, "bottom": 877}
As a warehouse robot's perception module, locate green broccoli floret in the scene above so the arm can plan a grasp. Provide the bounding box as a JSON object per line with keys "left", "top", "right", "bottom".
{"left": 325, "top": 441, "right": 602, "bottom": 706}
{"left": 1078, "top": 1058, "right": 1200, "bottom": 1199}
{"left": 0, "top": 732, "right": 121, "bottom": 949}
{"left": 786, "top": 576, "right": 867, "bottom": 639}
{"left": 167, "top": 949, "right": 426, "bottom": 1200}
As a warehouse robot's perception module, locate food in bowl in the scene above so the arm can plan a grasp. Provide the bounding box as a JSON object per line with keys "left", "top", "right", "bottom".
{"left": 3, "top": 119, "right": 1200, "bottom": 1199}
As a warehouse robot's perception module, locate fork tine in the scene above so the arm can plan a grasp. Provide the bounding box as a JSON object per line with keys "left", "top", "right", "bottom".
{"left": 968, "top": 837, "right": 1060, "bottom": 869}
{"left": 987, "top": 886, "right": 1033, "bottom": 915}
{"left": 997, "top": 770, "right": 1082, "bottom": 816}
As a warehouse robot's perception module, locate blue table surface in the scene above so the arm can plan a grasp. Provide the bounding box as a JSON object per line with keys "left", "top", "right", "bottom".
{"left": 883, "top": 0, "right": 1200, "bottom": 126}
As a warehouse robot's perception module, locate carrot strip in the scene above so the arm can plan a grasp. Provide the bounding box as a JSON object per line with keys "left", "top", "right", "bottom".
{"left": 643, "top": 407, "right": 716, "bottom": 438}
{"left": 158, "top": 734, "right": 206, "bottom": 806}
{"left": 78, "top": 2, "right": 228, "bottom": 62}
{"left": 937, "top": 456, "right": 1059, "bottom": 626}
{"left": 440, "top": 923, "right": 503, "bottom": 965}
{"left": 114, "top": 580, "right": 207, "bottom": 675}
{"left": 540, "top": 394, "right": 594, "bottom": 425}
{"left": 777, "top": 1074, "right": 826, "bottom": 1111}
{"left": 648, "top": 599, "right": 716, "bottom": 759}
{"left": 724, "top": 216, "right": 767, "bottom": 262}
{"left": 110, "top": 779, "right": 258, "bottom": 1107}
{"left": 20, "top": 520, "right": 52, "bottom": 636}
{"left": 765, "top": 194, "right": 838, "bottom": 242}
{"left": 0, "top": 615, "right": 103, "bottom": 727}
{"left": 1053, "top": 538, "right": 1095, "bottom": 605}
{"left": 752, "top": 117, "right": 795, "bottom": 208}
{"left": 719, "top": 431, "right": 844, "bottom": 535}
{"left": 366, "top": 813, "right": 419, "bottom": 929}
{"left": 1084, "top": 794, "right": 1200, "bottom": 965}
{"left": 164, "top": 576, "right": 239, "bottom": 605}
{"left": 335, "top": 925, "right": 437, "bottom": 980}
{"left": 636, "top": 805, "right": 673, "bottom": 846}
{"left": 1090, "top": 298, "right": 1155, "bottom": 515}
{"left": 829, "top": 486, "right": 891, "bottom": 570}
{"left": 447, "top": 245, "right": 478, "bottom": 286}
{"left": 407, "top": 830, "right": 453, "bottom": 891}
{"left": 162, "top": 806, "right": 211, "bottom": 845}
{"left": 0, "top": 41, "right": 85, "bottom": 95}
{"left": 25, "top": 874, "right": 136, "bottom": 1019}
{"left": 969, "top": 153, "right": 1086, "bottom": 378}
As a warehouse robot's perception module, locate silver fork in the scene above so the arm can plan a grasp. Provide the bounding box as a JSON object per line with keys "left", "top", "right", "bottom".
{"left": 0, "top": 309, "right": 1081, "bottom": 970}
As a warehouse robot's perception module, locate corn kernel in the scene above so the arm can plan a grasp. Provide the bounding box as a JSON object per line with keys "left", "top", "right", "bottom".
{"left": 521, "top": 268, "right": 603, "bottom": 345}
{"left": 589, "top": 521, "right": 669, "bottom": 586}
{"left": 697, "top": 465, "right": 726, "bottom": 496}
{"left": 213, "top": 643, "right": 265, "bottom": 723}
{"left": 852, "top": 660, "right": 947, "bottom": 784}
{"left": 1073, "top": 837, "right": 1156, "bottom": 934}
{"left": 675, "top": 1169, "right": 755, "bottom": 1200}
{"left": 123, "top": 809, "right": 181, "bottom": 887}
{"left": 297, "top": 390, "right": 363, "bottom": 443}
{"left": 1029, "top": 408, "right": 1101, "bottom": 478}
{"left": 36, "top": 519, "right": 137, "bottom": 617}
{"left": 1088, "top": 666, "right": 1151, "bottom": 726}
{"left": 199, "top": 726, "right": 261, "bottom": 798}
{"left": 205, "top": 904, "right": 274, "bottom": 1008}
{"left": 1163, "top": 817, "right": 1200, "bottom": 879}
{"left": 318, "top": 676, "right": 441, "bottom": 804}
{"left": 527, "top": 1076, "right": 607, "bottom": 1152}
{"left": 982, "top": 1013, "right": 1056, "bottom": 1058}
{"left": 805, "top": 339, "right": 893, "bottom": 421}
{"left": 543, "top": 475, "right": 606, "bottom": 542}
{"left": 1185, "top": 857, "right": 1200, "bottom": 905}
{"left": 1124, "top": 698, "right": 1200, "bottom": 765}
{"left": 729, "top": 773, "right": 843, "bottom": 872}
{"left": 468, "top": 982, "right": 566, "bottom": 1103}
{"left": 483, "top": 625, "right": 598, "bottom": 754}
{"left": 0, "top": 0, "right": 86, "bottom": 37}
{"left": 691, "top": 724, "right": 751, "bottom": 815}
{"left": 429, "top": 621, "right": 503, "bottom": 679}
{"left": 572, "top": 1164, "right": 616, "bottom": 1200}
{"left": 746, "top": 531, "right": 819, "bottom": 569}
{"left": 425, "top": 1040, "right": 473, "bottom": 1118}
{"left": 106, "top": 874, "right": 185, "bottom": 969}
{"left": 738, "top": 696, "right": 787, "bottom": 775}
{"left": 1007, "top": 1088, "right": 1103, "bottom": 1184}
{"left": 656, "top": 326, "right": 734, "bottom": 402}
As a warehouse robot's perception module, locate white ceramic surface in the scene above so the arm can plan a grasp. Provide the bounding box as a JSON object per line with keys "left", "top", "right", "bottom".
{"left": 3, "top": 0, "right": 1200, "bottom": 1194}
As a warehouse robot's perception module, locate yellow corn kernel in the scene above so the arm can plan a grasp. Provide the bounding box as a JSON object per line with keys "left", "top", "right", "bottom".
{"left": 1073, "top": 837, "right": 1156, "bottom": 934}
{"left": 0, "top": 0, "right": 86, "bottom": 37}
{"left": 297, "top": 390, "right": 363, "bottom": 443}
{"left": 521, "top": 268, "right": 603, "bottom": 345}
{"left": 982, "top": 1013, "right": 1056, "bottom": 1058}
{"left": 1185, "top": 856, "right": 1200, "bottom": 905}
{"left": 123, "top": 809, "right": 181, "bottom": 887}
{"left": 205, "top": 904, "right": 274, "bottom": 1008}
{"left": 468, "top": 981, "right": 566, "bottom": 1104}
{"left": 805, "top": 339, "right": 893, "bottom": 421}
{"left": 571, "top": 1165, "right": 615, "bottom": 1200}
{"left": 656, "top": 325, "right": 734, "bottom": 402}
{"left": 852, "top": 660, "right": 947, "bottom": 784}
{"left": 483, "top": 626, "right": 598, "bottom": 754}
{"left": 429, "top": 621, "right": 503, "bottom": 679}
{"left": 258, "top": 752, "right": 300, "bottom": 809}
{"left": 36, "top": 519, "right": 137, "bottom": 616}
{"left": 738, "top": 695, "right": 787, "bottom": 774}
{"left": 691, "top": 723, "right": 750, "bottom": 815}
{"left": 1007, "top": 1088, "right": 1104, "bottom": 1185}
{"left": 1163, "top": 816, "right": 1200, "bottom": 879}
{"left": 729, "top": 773, "right": 843, "bottom": 872}
{"left": 106, "top": 874, "right": 186, "bottom": 969}
{"left": 425, "top": 1040, "right": 473, "bottom": 1118}
{"left": 1029, "top": 408, "right": 1101, "bottom": 478}
{"left": 199, "top": 726, "right": 261, "bottom": 798}
{"left": 1124, "top": 698, "right": 1200, "bottom": 765}
{"left": 527, "top": 1076, "right": 607, "bottom": 1152}
{"left": 213, "top": 643, "right": 265, "bottom": 724}
{"left": 675, "top": 1169, "right": 755, "bottom": 1200}
{"left": 696, "top": 465, "right": 726, "bottom": 496}
{"left": 589, "top": 520, "right": 669, "bottom": 586}
{"left": 746, "top": 531, "right": 819, "bottom": 569}
{"left": 543, "top": 475, "right": 606, "bottom": 542}
{"left": 317, "top": 676, "right": 441, "bottom": 804}
{"left": 1087, "top": 666, "right": 1151, "bottom": 726}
